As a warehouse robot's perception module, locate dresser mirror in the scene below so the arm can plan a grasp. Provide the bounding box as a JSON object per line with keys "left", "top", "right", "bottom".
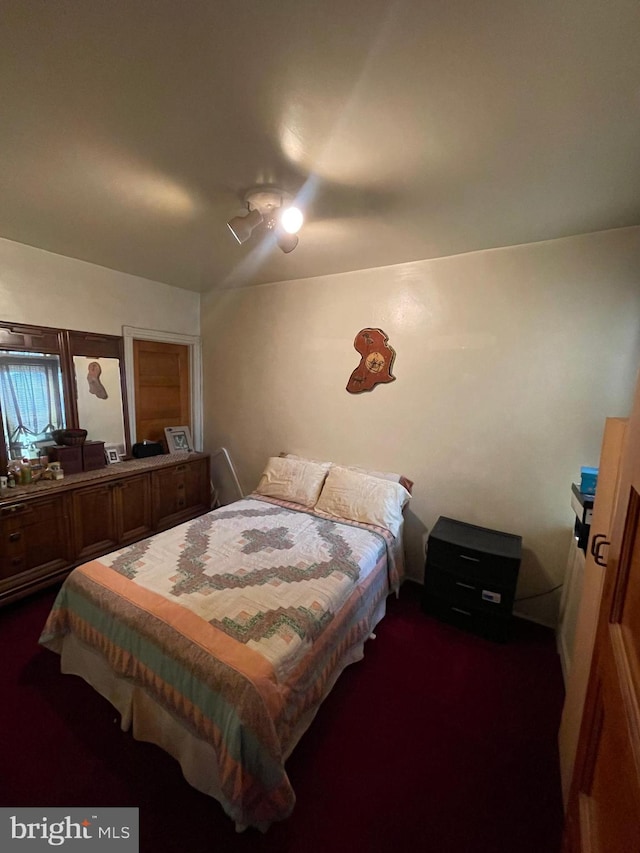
{"left": 73, "top": 355, "right": 126, "bottom": 453}
{"left": 0, "top": 322, "right": 131, "bottom": 473}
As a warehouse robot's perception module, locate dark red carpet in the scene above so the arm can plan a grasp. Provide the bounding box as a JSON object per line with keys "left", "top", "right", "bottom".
{"left": 0, "top": 582, "right": 564, "bottom": 852}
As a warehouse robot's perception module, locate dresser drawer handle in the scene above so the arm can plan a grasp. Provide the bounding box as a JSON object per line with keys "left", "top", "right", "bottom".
{"left": 175, "top": 465, "right": 186, "bottom": 473}
{"left": 1, "top": 504, "right": 27, "bottom": 516}
{"left": 451, "top": 606, "right": 472, "bottom": 616}
{"left": 459, "top": 554, "right": 480, "bottom": 562}
{"left": 8, "top": 532, "right": 22, "bottom": 542}
{"left": 455, "top": 581, "right": 475, "bottom": 589}
{"left": 10, "top": 557, "right": 23, "bottom": 566}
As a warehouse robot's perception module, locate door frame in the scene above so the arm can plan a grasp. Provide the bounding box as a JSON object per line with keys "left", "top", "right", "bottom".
{"left": 122, "top": 326, "right": 202, "bottom": 451}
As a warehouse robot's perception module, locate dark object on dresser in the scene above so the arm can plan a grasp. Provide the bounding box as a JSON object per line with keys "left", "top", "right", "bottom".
{"left": 48, "top": 444, "right": 83, "bottom": 475}
{"left": 48, "top": 441, "right": 106, "bottom": 473}
{"left": 82, "top": 441, "right": 106, "bottom": 471}
{"left": 422, "top": 516, "right": 522, "bottom": 642}
{"left": 51, "top": 428, "right": 88, "bottom": 446}
{"left": 132, "top": 440, "right": 164, "bottom": 459}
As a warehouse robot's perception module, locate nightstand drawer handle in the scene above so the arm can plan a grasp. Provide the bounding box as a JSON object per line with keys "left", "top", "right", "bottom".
{"left": 9, "top": 532, "right": 22, "bottom": 542}
{"left": 459, "top": 554, "right": 480, "bottom": 562}
{"left": 451, "top": 606, "right": 472, "bottom": 616}
{"left": 455, "top": 581, "right": 475, "bottom": 589}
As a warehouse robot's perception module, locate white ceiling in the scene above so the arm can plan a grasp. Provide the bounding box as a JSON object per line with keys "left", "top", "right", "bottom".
{"left": 1, "top": 0, "right": 639, "bottom": 292}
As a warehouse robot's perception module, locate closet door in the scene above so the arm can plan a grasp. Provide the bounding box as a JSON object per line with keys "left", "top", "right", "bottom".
{"left": 558, "top": 418, "right": 627, "bottom": 806}
{"left": 132, "top": 340, "right": 190, "bottom": 447}
{"left": 563, "top": 402, "right": 640, "bottom": 850}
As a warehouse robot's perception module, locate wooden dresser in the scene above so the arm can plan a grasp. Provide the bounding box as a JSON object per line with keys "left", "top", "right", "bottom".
{"left": 0, "top": 452, "right": 210, "bottom": 606}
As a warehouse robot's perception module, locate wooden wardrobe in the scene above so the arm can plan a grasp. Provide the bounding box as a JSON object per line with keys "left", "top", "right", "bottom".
{"left": 558, "top": 417, "right": 628, "bottom": 805}
{"left": 562, "top": 369, "right": 640, "bottom": 851}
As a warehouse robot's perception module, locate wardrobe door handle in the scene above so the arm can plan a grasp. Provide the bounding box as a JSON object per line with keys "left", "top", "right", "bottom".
{"left": 593, "top": 537, "right": 609, "bottom": 568}
{"left": 590, "top": 533, "right": 607, "bottom": 557}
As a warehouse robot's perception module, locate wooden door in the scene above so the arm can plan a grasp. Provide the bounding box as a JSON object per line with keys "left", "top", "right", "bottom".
{"left": 133, "top": 340, "right": 190, "bottom": 446}
{"left": 558, "top": 418, "right": 628, "bottom": 807}
{"left": 563, "top": 385, "right": 640, "bottom": 851}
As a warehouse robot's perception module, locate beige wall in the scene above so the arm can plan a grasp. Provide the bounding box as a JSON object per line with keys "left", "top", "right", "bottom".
{"left": 0, "top": 236, "right": 200, "bottom": 455}
{"left": 201, "top": 227, "right": 640, "bottom": 627}
{"left": 0, "top": 238, "right": 199, "bottom": 336}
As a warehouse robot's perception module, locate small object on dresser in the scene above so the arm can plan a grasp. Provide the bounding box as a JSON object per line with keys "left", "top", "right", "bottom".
{"left": 132, "top": 440, "right": 164, "bottom": 459}
{"left": 82, "top": 440, "right": 106, "bottom": 471}
{"left": 104, "top": 445, "right": 121, "bottom": 464}
{"left": 19, "top": 458, "right": 32, "bottom": 485}
{"left": 51, "top": 428, "right": 88, "bottom": 446}
{"left": 47, "top": 445, "right": 82, "bottom": 475}
{"left": 48, "top": 462, "right": 64, "bottom": 480}
{"left": 422, "top": 516, "right": 522, "bottom": 642}
{"left": 0, "top": 476, "right": 7, "bottom": 489}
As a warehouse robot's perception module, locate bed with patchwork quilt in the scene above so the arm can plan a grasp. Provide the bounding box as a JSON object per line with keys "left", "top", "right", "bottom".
{"left": 39, "top": 488, "right": 405, "bottom": 829}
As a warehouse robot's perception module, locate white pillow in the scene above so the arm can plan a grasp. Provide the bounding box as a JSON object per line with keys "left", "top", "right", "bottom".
{"left": 315, "top": 466, "right": 410, "bottom": 537}
{"left": 255, "top": 456, "right": 331, "bottom": 508}
{"left": 281, "top": 452, "right": 413, "bottom": 494}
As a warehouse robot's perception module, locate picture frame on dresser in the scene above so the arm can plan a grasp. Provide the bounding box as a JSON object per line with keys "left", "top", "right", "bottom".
{"left": 164, "top": 425, "right": 193, "bottom": 453}
{"left": 104, "top": 445, "right": 121, "bottom": 464}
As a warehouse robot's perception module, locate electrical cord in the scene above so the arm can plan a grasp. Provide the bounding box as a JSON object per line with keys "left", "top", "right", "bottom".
{"left": 515, "top": 583, "right": 563, "bottom": 602}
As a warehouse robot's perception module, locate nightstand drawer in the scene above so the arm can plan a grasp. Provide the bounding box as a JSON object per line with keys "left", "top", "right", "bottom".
{"left": 426, "top": 516, "right": 522, "bottom": 587}
{"left": 427, "top": 538, "right": 519, "bottom": 586}
{"left": 422, "top": 594, "right": 511, "bottom": 642}
{"left": 424, "top": 569, "right": 515, "bottom": 615}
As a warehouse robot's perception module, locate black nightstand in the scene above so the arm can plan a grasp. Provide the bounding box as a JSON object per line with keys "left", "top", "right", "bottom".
{"left": 422, "top": 516, "right": 522, "bottom": 642}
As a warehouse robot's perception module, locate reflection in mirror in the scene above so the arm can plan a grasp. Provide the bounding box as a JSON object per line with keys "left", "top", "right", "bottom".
{"left": 0, "top": 351, "right": 66, "bottom": 460}
{"left": 74, "top": 355, "right": 126, "bottom": 455}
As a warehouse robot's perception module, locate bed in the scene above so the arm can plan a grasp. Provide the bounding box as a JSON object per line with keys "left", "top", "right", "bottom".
{"left": 39, "top": 455, "right": 410, "bottom": 830}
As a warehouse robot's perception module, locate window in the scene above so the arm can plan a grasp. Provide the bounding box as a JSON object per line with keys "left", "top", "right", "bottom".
{"left": 0, "top": 352, "right": 66, "bottom": 460}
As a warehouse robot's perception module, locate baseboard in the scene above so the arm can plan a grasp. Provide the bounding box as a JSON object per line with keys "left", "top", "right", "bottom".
{"left": 512, "top": 607, "right": 556, "bottom": 629}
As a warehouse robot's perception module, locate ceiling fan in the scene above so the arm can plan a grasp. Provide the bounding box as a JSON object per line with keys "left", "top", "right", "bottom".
{"left": 227, "top": 186, "right": 304, "bottom": 253}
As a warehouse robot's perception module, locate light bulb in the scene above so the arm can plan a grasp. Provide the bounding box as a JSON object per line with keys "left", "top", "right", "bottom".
{"left": 280, "top": 206, "right": 303, "bottom": 234}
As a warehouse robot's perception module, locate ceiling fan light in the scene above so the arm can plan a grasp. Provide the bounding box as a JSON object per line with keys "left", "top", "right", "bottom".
{"left": 277, "top": 232, "right": 299, "bottom": 254}
{"left": 280, "top": 205, "right": 303, "bottom": 234}
{"left": 227, "top": 208, "right": 263, "bottom": 243}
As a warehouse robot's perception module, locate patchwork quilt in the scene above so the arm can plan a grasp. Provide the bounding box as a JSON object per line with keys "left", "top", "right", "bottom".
{"left": 39, "top": 495, "right": 401, "bottom": 827}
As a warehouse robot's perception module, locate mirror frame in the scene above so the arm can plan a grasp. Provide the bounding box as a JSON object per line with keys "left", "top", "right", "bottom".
{"left": 0, "top": 320, "right": 132, "bottom": 473}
